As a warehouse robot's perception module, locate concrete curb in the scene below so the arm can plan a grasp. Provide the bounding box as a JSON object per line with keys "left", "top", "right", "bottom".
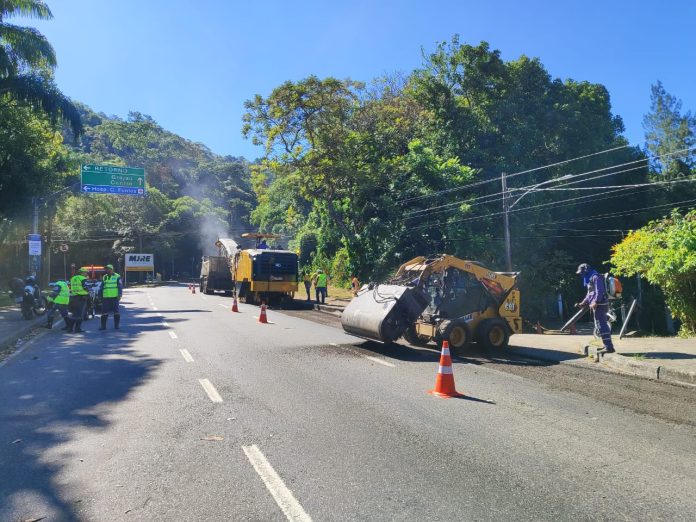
{"left": 0, "top": 314, "right": 46, "bottom": 351}
{"left": 583, "top": 344, "right": 694, "bottom": 387}
{"left": 0, "top": 317, "right": 63, "bottom": 369}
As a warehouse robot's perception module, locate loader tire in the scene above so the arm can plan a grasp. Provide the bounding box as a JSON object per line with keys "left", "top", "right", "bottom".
{"left": 438, "top": 319, "right": 472, "bottom": 355}
{"left": 477, "top": 318, "right": 510, "bottom": 350}
{"left": 402, "top": 325, "right": 431, "bottom": 347}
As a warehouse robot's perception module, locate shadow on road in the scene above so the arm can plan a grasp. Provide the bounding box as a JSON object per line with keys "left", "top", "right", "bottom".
{"left": 0, "top": 302, "right": 176, "bottom": 521}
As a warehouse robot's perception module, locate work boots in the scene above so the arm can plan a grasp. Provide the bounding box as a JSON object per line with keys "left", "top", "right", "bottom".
{"left": 63, "top": 318, "right": 75, "bottom": 332}
{"left": 73, "top": 319, "right": 84, "bottom": 333}
{"left": 99, "top": 315, "right": 107, "bottom": 331}
{"left": 46, "top": 316, "right": 54, "bottom": 329}
{"left": 114, "top": 314, "right": 121, "bottom": 330}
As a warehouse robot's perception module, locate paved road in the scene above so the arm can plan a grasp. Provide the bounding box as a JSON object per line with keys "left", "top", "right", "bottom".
{"left": 2, "top": 285, "right": 695, "bottom": 521}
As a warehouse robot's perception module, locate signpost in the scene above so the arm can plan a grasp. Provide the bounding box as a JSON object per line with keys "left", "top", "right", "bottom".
{"left": 124, "top": 253, "right": 155, "bottom": 285}
{"left": 81, "top": 164, "right": 146, "bottom": 196}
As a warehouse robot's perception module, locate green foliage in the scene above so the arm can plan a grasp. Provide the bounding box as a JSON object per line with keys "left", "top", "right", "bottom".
{"left": 643, "top": 81, "right": 695, "bottom": 179}
{"left": 0, "top": 1, "right": 82, "bottom": 134}
{"left": 611, "top": 210, "right": 696, "bottom": 336}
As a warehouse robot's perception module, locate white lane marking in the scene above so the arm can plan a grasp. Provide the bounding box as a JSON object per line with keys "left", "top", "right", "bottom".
{"left": 168, "top": 331, "right": 178, "bottom": 339}
{"left": 162, "top": 321, "right": 170, "bottom": 328}
{"left": 218, "top": 303, "right": 228, "bottom": 308}
{"left": 152, "top": 306, "right": 158, "bottom": 310}
{"left": 242, "top": 445, "right": 312, "bottom": 522}
{"left": 180, "top": 349, "right": 194, "bottom": 362}
{"left": 330, "top": 343, "right": 339, "bottom": 346}
{"left": 198, "top": 378, "right": 223, "bottom": 403}
{"left": 363, "top": 355, "right": 396, "bottom": 368}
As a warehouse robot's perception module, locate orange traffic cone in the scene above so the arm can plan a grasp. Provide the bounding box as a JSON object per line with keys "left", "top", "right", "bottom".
{"left": 188, "top": 283, "right": 192, "bottom": 291}
{"left": 231, "top": 296, "right": 239, "bottom": 313}
{"left": 428, "top": 341, "right": 464, "bottom": 398}
{"left": 192, "top": 284, "right": 196, "bottom": 294}
{"left": 258, "top": 303, "right": 268, "bottom": 323}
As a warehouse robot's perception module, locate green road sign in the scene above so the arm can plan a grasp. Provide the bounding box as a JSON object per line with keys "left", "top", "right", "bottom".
{"left": 81, "top": 164, "right": 146, "bottom": 196}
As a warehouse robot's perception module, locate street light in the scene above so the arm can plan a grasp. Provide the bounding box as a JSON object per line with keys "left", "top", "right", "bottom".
{"left": 501, "top": 173, "right": 573, "bottom": 271}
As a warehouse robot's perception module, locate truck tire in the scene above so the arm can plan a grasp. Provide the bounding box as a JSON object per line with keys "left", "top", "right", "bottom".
{"left": 437, "top": 319, "right": 472, "bottom": 355}
{"left": 402, "top": 325, "right": 431, "bottom": 347}
{"left": 477, "top": 318, "right": 510, "bottom": 350}
{"left": 204, "top": 281, "right": 213, "bottom": 295}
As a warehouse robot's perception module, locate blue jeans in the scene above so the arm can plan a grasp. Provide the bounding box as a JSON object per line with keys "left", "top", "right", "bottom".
{"left": 316, "top": 286, "right": 327, "bottom": 304}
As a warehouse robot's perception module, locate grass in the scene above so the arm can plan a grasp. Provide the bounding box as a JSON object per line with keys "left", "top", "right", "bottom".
{"left": 0, "top": 293, "right": 14, "bottom": 308}
{"left": 327, "top": 284, "right": 354, "bottom": 300}
{"left": 628, "top": 353, "right": 647, "bottom": 361}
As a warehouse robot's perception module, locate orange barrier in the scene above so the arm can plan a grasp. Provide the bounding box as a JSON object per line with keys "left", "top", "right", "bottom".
{"left": 231, "top": 296, "right": 239, "bottom": 313}
{"left": 258, "top": 303, "right": 268, "bottom": 323}
{"left": 428, "top": 341, "right": 464, "bottom": 398}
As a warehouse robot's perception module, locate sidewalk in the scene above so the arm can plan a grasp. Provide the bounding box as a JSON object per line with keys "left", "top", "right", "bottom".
{"left": 0, "top": 306, "right": 47, "bottom": 360}
{"left": 315, "top": 297, "right": 696, "bottom": 387}
{"left": 509, "top": 333, "right": 696, "bottom": 387}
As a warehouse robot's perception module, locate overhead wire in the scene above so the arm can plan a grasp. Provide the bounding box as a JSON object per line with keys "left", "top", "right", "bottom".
{"left": 398, "top": 144, "right": 633, "bottom": 204}
{"left": 404, "top": 146, "right": 694, "bottom": 219}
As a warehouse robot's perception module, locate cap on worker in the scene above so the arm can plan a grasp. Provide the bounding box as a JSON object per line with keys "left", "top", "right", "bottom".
{"left": 576, "top": 263, "right": 590, "bottom": 274}
{"left": 106, "top": 264, "right": 114, "bottom": 270}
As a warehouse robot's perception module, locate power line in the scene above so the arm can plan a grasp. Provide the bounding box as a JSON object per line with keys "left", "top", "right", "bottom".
{"left": 403, "top": 146, "right": 694, "bottom": 219}
{"left": 398, "top": 144, "right": 632, "bottom": 204}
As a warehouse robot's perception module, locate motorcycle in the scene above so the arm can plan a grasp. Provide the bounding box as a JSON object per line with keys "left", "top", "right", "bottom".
{"left": 15, "top": 277, "right": 47, "bottom": 320}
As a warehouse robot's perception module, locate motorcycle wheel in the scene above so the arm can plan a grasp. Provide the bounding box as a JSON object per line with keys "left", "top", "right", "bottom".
{"left": 33, "top": 296, "right": 47, "bottom": 316}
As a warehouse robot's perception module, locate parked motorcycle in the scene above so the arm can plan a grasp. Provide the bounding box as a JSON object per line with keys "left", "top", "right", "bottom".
{"left": 14, "top": 277, "right": 47, "bottom": 320}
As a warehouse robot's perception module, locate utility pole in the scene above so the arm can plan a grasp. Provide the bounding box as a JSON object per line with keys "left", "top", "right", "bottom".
{"left": 501, "top": 172, "right": 512, "bottom": 272}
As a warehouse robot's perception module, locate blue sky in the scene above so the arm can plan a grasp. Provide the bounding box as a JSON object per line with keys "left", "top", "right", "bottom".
{"left": 23, "top": 0, "right": 696, "bottom": 160}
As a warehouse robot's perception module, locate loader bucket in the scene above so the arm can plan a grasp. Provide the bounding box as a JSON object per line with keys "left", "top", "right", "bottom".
{"left": 341, "top": 285, "right": 430, "bottom": 343}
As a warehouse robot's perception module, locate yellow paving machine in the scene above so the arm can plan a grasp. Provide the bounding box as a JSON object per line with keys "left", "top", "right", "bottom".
{"left": 341, "top": 254, "right": 521, "bottom": 354}
{"left": 214, "top": 234, "right": 299, "bottom": 305}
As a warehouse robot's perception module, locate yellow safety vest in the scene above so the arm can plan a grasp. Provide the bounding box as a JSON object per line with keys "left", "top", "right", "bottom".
{"left": 70, "top": 274, "right": 89, "bottom": 296}
{"left": 54, "top": 281, "right": 70, "bottom": 305}
{"left": 103, "top": 273, "right": 121, "bottom": 298}
{"left": 316, "top": 273, "right": 327, "bottom": 288}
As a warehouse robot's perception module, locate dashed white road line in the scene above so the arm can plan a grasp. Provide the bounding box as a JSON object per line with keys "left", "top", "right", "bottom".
{"left": 242, "top": 444, "right": 313, "bottom": 522}
{"left": 198, "top": 378, "right": 223, "bottom": 403}
{"left": 155, "top": 312, "right": 163, "bottom": 317}
{"left": 179, "top": 349, "right": 194, "bottom": 362}
{"left": 218, "top": 303, "right": 228, "bottom": 308}
{"left": 152, "top": 305, "right": 158, "bottom": 310}
{"left": 363, "top": 355, "right": 396, "bottom": 368}
{"left": 162, "top": 321, "right": 170, "bottom": 328}
{"left": 168, "top": 331, "right": 178, "bottom": 339}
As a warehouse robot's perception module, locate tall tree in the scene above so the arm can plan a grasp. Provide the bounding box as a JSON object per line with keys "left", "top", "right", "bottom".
{"left": 0, "top": 0, "right": 81, "bottom": 134}
{"left": 643, "top": 81, "right": 695, "bottom": 178}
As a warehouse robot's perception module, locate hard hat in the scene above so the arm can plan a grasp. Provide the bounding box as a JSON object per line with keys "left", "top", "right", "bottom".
{"left": 78, "top": 267, "right": 88, "bottom": 273}
{"left": 106, "top": 264, "right": 114, "bottom": 270}
{"left": 576, "top": 263, "right": 590, "bottom": 274}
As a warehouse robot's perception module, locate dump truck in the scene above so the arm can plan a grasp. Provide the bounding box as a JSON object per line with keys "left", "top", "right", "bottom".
{"left": 341, "top": 255, "right": 521, "bottom": 354}
{"left": 214, "top": 234, "right": 299, "bottom": 305}
{"left": 200, "top": 255, "right": 235, "bottom": 295}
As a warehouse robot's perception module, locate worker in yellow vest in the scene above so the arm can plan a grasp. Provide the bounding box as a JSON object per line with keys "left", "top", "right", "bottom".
{"left": 45, "top": 279, "right": 71, "bottom": 330}
{"left": 69, "top": 267, "right": 90, "bottom": 333}
{"left": 99, "top": 264, "right": 123, "bottom": 330}
{"left": 313, "top": 269, "right": 328, "bottom": 304}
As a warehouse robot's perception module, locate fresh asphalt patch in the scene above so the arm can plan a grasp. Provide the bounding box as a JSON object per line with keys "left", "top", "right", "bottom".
{"left": 282, "top": 307, "right": 696, "bottom": 427}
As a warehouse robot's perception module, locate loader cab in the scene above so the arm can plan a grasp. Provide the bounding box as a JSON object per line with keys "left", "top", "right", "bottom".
{"left": 423, "top": 268, "right": 493, "bottom": 320}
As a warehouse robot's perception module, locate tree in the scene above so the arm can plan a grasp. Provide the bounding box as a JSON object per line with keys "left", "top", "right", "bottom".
{"left": 611, "top": 209, "right": 696, "bottom": 336}
{"left": 643, "top": 81, "right": 695, "bottom": 178}
{"left": 0, "top": 0, "right": 82, "bottom": 135}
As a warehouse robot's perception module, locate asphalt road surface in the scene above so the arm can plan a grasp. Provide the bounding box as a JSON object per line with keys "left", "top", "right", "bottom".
{"left": 1, "top": 284, "right": 695, "bottom": 521}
